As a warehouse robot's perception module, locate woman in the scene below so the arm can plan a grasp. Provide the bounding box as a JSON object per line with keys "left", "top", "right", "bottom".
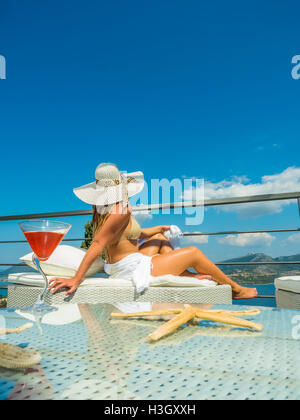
{"left": 49, "top": 163, "right": 257, "bottom": 300}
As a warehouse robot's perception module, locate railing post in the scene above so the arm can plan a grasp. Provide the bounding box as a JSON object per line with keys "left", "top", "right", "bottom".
{"left": 298, "top": 198, "right": 300, "bottom": 220}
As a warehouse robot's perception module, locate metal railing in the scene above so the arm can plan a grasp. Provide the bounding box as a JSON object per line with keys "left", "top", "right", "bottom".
{"left": 0, "top": 191, "right": 299, "bottom": 221}
{"left": 0, "top": 191, "right": 300, "bottom": 272}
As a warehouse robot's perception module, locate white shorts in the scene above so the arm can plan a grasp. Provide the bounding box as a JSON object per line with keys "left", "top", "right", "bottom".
{"left": 104, "top": 252, "right": 153, "bottom": 313}
{"left": 104, "top": 252, "right": 153, "bottom": 294}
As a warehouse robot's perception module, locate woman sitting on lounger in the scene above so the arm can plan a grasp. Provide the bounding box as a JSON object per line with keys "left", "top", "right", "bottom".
{"left": 49, "top": 163, "right": 257, "bottom": 300}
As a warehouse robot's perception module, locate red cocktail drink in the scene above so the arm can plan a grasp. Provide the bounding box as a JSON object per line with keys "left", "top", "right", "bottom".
{"left": 19, "top": 220, "right": 72, "bottom": 306}
{"left": 24, "top": 231, "right": 65, "bottom": 261}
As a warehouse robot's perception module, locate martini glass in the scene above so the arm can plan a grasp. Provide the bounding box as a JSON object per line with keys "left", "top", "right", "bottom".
{"left": 18, "top": 220, "right": 71, "bottom": 322}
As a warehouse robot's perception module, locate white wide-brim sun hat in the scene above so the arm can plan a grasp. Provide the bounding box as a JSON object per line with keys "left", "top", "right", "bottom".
{"left": 73, "top": 163, "right": 145, "bottom": 206}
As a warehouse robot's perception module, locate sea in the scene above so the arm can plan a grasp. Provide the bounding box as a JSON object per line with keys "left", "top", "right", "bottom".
{"left": 0, "top": 266, "right": 35, "bottom": 298}
{"left": 232, "top": 284, "right": 276, "bottom": 308}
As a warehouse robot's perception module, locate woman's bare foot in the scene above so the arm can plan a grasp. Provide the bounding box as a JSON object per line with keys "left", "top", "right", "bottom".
{"left": 233, "top": 287, "right": 258, "bottom": 300}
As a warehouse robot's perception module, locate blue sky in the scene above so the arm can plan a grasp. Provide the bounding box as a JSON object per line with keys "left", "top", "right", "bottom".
{"left": 0, "top": 0, "right": 300, "bottom": 267}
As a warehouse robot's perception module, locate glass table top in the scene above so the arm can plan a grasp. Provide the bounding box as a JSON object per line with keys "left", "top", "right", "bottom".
{"left": 0, "top": 302, "right": 300, "bottom": 400}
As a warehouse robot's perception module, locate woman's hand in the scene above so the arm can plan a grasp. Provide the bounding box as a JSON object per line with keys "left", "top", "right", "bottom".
{"left": 48, "top": 277, "right": 81, "bottom": 296}
{"left": 160, "top": 226, "right": 170, "bottom": 234}
{"left": 140, "top": 225, "right": 171, "bottom": 239}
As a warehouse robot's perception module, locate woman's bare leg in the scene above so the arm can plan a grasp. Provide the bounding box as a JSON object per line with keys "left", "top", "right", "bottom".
{"left": 139, "top": 234, "right": 212, "bottom": 280}
{"left": 151, "top": 247, "right": 258, "bottom": 300}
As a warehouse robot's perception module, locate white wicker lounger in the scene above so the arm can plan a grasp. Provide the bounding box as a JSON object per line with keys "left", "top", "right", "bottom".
{"left": 6, "top": 273, "right": 232, "bottom": 308}
{"left": 275, "top": 276, "right": 300, "bottom": 310}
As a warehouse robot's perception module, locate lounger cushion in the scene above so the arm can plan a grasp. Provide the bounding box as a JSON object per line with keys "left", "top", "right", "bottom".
{"left": 20, "top": 245, "right": 105, "bottom": 277}
{"left": 274, "top": 276, "right": 300, "bottom": 294}
{"left": 8, "top": 273, "right": 217, "bottom": 288}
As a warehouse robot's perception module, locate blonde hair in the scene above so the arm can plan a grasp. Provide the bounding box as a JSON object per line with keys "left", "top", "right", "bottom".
{"left": 92, "top": 198, "right": 129, "bottom": 237}
{"left": 92, "top": 205, "right": 113, "bottom": 236}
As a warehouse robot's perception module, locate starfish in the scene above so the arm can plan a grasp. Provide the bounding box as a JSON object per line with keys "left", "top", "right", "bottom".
{"left": 0, "top": 323, "right": 33, "bottom": 336}
{"left": 110, "top": 306, "right": 263, "bottom": 342}
{"left": 0, "top": 323, "right": 42, "bottom": 370}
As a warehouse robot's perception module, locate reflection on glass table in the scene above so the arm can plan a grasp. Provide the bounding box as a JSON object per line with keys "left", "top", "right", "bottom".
{"left": 0, "top": 302, "right": 300, "bottom": 400}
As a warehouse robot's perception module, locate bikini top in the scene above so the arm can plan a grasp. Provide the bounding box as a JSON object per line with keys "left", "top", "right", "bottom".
{"left": 123, "top": 216, "right": 142, "bottom": 241}
{"left": 103, "top": 216, "right": 142, "bottom": 262}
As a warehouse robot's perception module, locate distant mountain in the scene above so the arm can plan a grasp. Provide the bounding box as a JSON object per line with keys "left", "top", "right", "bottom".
{"left": 0, "top": 265, "right": 35, "bottom": 278}
{"left": 221, "top": 252, "right": 274, "bottom": 263}
{"left": 220, "top": 252, "right": 300, "bottom": 264}
{"left": 218, "top": 253, "right": 300, "bottom": 284}
{"left": 275, "top": 254, "right": 300, "bottom": 262}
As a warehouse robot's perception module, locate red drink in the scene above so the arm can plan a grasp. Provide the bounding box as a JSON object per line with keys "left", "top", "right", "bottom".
{"left": 24, "top": 231, "right": 65, "bottom": 261}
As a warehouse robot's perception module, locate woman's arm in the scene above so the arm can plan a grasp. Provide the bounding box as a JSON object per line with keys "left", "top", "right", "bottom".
{"left": 49, "top": 204, "right": 131, "bottom": 295}
{"left": 140, "top": 225, "right": 170, "bottom": 239}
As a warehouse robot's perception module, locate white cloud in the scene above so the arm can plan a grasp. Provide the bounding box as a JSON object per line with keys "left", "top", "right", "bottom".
{"left": 182, "top": 234, "right": 209, "bottom": 245}
{"left": 287, "top": 233, "right": 300, "bottom": 244}
{"left": 256, "top": 143, "right": 280, "bottom": 152}
{"left": 133, "top": 211, "right": 153, "bottom": 224}
{"left": 218, "top": 233, "right": 276, "bottom": 247}
{"left": 182, "top": 166, "right": 300, "bottom": 218}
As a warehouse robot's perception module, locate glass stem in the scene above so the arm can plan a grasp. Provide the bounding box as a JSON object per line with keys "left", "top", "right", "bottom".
{"left": 32, "top": 254, "right": 49, "bottom": 302}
